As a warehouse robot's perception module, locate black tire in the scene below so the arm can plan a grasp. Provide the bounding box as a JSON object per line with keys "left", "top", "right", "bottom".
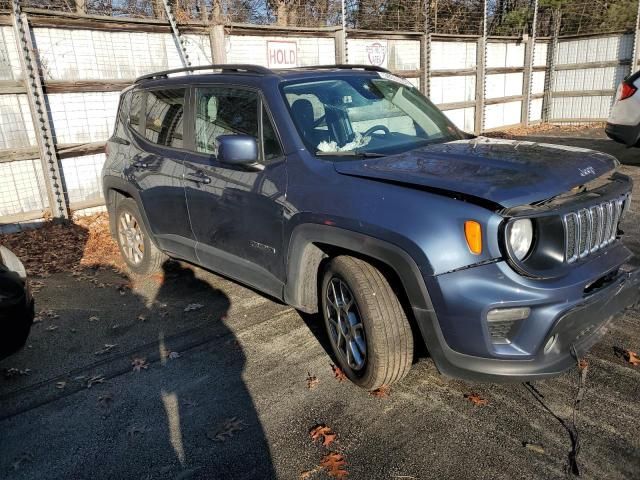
{"left": 321, "top": 256, "right": 414, "bottom": 390}
{"left": 115, "top": 198, "right": 166, "bottom": 275}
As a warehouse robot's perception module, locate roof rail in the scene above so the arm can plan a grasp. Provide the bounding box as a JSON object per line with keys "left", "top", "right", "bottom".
{"left": 135, "top": 64, "right": 273, "bottom": 83}
{"left": 289, "top": 64, "right": 392, "bottom": 73}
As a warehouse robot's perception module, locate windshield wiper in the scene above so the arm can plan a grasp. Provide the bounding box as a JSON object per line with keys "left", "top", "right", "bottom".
{"left": 315, "top": 151, "right": 386, "bottom": 158}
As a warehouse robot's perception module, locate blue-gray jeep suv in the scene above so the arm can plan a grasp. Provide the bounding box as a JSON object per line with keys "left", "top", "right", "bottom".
{"left": 102, "top": 64, "right": 639, "bottom": 390}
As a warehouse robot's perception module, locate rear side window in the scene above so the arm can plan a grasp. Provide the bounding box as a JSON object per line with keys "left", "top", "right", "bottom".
{"left": 129, "top": 91, "right": 144, "bottom": 131}
{"left": 144, "top": 89, "right": 185, "bottom": 148}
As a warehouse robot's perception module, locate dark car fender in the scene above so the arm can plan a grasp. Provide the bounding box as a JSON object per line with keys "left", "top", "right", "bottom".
{"left": 102, "top": 175, "right": 162, "bottom": 250}
{"left": 284, "top": 223, "right": 435, "bottom": 314}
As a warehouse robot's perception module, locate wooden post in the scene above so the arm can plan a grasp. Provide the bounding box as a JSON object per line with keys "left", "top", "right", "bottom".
{"left": 209, "top": 24, "right": 226, "bottom": 64}
{"left": 75, "top": 0, "right": 86, "bottom": 14}
{"left": 335, "top": 29, "right": 346, "bottom": 64}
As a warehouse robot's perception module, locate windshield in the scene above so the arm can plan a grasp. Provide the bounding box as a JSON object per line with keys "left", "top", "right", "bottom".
{"left": 282, "top": 74, "right": 465, "bottom": 157}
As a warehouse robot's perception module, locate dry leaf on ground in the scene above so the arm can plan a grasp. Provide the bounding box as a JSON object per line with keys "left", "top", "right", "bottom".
{"left": 523, "top": 442, "right": 545, "bottom": 454}
{"left": 578, "top": 359, "right": 588, "bottom": 371}
{"left": 94, "top": 344, "right": 117, "bottom": 355}
{"left": 309, "top": 424, "right": 337, "bottom": 447}
{"left": 206, "top": 417, "right": 246, "bottom": 442}
{"left": 86, "top": 374, "right": 105, "bottom": 388}
{"left": 613, "top": 346, "right": 640, "bottom": 366}
{"left": 331, "top": 364, "right": 347, "bottom": 382}
{"left": 184, "top": 303, "right": 204, "bottom": 312}
{"left": 3, "top": 368, "right": 31, "bottom": 379}
{"left": 126, "top": 424, "right": 147, "bottom": 437}
{"left": 306, "top": 372, "right": 319, "bottom": 389}
{"left": 131, "top": 357, "right": 148, "bottom": 372}
{"left": 464, "top": 392, "right": 488, "bottom": 406}
{"left": 55, "top": 381, "right": 66, "bottom": 389}
{"left": 369, "top": 385, "right": 391, "bottom": 398}
{"left": 320, "top": 452, "right": 348, "bottom": 479}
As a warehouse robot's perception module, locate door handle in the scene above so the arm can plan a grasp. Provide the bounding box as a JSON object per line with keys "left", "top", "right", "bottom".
{"left": 185, "top": 170, "right": 211, "bottom": 185}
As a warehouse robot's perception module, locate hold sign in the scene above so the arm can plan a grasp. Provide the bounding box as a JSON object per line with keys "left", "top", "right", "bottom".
{"left": 267, "top": 41, "right": 298, "bottom": 68}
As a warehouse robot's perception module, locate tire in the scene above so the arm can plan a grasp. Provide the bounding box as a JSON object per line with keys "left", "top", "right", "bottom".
{"left": 321, "top": 256, "right": 413, "bottom": 390}
{"left": 115, "top": 198, "right": 166, "bottom": 275}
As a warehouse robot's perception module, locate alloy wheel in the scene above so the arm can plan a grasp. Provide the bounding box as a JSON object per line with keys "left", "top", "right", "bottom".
{"left": 325, "top": 277, "right": 367, "bottom": 371}
{"left": 118, "top": 211, "right": 145, "bottom": 265}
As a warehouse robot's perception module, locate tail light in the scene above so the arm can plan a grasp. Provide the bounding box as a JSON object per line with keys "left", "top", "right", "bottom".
{"left": 619, "top": 82, "right": 637, "bottom": 101}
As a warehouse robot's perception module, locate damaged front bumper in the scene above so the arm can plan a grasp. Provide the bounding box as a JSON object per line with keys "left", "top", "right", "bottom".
{"left": 413, "top": 262, "right": 640, "bottom": 382}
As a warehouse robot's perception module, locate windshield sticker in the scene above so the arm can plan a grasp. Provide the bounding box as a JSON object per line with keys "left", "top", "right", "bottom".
{"left": 377, "top": 72, "right": 414, "bottom": 88}
{"left": 317, "top": 132, "right": 371, "bottom": 153}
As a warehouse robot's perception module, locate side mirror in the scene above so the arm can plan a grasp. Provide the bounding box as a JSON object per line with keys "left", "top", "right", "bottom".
{"left": 217, "top": 134, "right": 259, "bottom": 166}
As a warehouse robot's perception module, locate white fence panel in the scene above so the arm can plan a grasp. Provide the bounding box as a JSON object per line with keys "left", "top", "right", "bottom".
{"left": 0, "top": 94, "right": 36, "bottom": 149}
{"left": 485, "top": 101, "right": 522, "bottom": 129}
{"left": 443, "top": 107, "right": 475, "bottom": 132}
{"left": 0, "top": 27, "right": 22, "bottom": 80}
{"left": 486, "top": 42, "right": 525, "bottom": 68}
{"left": 227, "top": 35, "right": 335, "bottom": 67}
{"left": 430, "top": 41, "right": 476, "bottom": 70}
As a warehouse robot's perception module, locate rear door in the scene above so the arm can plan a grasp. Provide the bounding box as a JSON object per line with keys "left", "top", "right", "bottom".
{"left": 183, "top": 85, "right": 287, "bottom": 297}
{"left": 127, "top": 87, "right": 195, "bottom": 260}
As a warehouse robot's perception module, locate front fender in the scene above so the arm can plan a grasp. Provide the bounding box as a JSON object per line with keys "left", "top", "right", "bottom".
{"left": 284, "top": 221, "right": 435, "bottom": 313}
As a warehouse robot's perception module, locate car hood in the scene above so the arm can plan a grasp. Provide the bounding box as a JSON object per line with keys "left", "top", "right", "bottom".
{"left": 332, "top": 137, "right": 619, "bottom": 208}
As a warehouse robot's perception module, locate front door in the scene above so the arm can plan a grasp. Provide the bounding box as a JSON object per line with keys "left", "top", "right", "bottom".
{"left": 126, "top": 87, "right": 195, "bottom": 261}
{"left": 183, "top": 86, "right": 286, "bottom": 298}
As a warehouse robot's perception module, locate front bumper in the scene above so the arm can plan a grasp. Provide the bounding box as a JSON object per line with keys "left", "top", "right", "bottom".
{"left": 414, "top": 257, "right": 640, "bottom": 382}
{"left": 606, "top": 122, "right": 640, "bottom": 147}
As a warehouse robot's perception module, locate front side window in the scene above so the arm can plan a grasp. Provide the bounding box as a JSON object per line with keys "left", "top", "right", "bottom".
{"left": 195, "top": 87, "right": 258, "bottom": 156}
{"left": 144, "top": 89, "right": 185, "bottom": 148}
{"left": 282, "top": 75, "right": 464, "bottom": 157}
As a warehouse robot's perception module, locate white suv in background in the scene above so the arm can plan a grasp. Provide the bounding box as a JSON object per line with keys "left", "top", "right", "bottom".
{"left": 606, "top": 70, "right": 640, "bottom": 147}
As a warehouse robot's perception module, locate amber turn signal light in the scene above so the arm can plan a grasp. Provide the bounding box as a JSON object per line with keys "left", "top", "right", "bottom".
{"left": 464, "top": 221, "right": 482, "bottom": 255}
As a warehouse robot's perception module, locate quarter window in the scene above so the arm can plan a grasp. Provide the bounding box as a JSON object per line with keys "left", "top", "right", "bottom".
{"left": 262, "top": 106, "right": 282, "bottom": 162}
{"left": 144, "top": 89, "right": 185, "bottom": 148}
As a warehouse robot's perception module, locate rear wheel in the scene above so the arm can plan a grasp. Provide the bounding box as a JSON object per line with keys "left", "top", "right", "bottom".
{"left": 321, "top": 256, "right": 413, "bottom": 390}
{"left": 115, "top": 198, "right": 166, "bottom": 275}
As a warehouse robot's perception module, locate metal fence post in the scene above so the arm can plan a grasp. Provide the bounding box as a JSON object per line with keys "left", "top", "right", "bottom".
{"left": 341, "top": 0, "right": 348, "bottom": 63}
{"left": 522, "top": 0, "right": 539, "bottom": 127}
{"left": 421, "top": 0, "right": 431, "bottom": 97}
{"left": 632, "top": 0, "right": 640, "bottom": 72}
{"left": 542, "top": 10, "right": 561, "bottom": 123}
{"left": 474, "top": 0, "right": 488, "bottom": 135}
{"left": 12, "top": 1, "right": 69, "bottom": 219}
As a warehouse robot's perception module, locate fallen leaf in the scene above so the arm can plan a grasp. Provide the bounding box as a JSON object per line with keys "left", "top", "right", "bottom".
{"left": 86, "top": 374, "right": 105, "bottom": 388}
{"left": 310, "top": 424, "right": 337, "bottom": 447}
{"left": 625, "top": 351, "right": 640, "bottom": 366}
{"left": 320, "top": 452, "right": 348, "bottom": 478}
{"left": 464, "top": 393, "right": 488, "bottom": 406}
{"left": 369, "top": 385, "right": 391, "bottom": 398}
{"left": 131, "top": 357, "right": 149, "bottom": 372}
{"left": 88, "top": 315, "right": 100, "bottom": 322}
{"left": 206, "top": 417, "right": 246, "bottom": 442}
{"left": 168, "top": 351, "right": 181, "bottom": 360}
{"left": 137, "top": 314, "right": 147, "bottom": 322}
{"left": 45, "top": 325, "right": 59, "bottom": 332}
{"left": 126, "top": 424, "right": 147, "bottom": 437}
{"left": 184, "top": 303, "right": 204, "bottom": 312}
{"left": 94, "top": 344, "right": 117, "bottom": 355}
{"left": 306, "top": 372, "right": 319, "bottom": 389}
{"left": 331, "top": 364, "right": 347, "bottom": 382}
{"left": 300, "top": 467, "right": 322, "bottom": 479}
{"left": 523, "top": 442, "right": 545, "bottom": 454}
{"left": 55, "top": 381, "right": 66, "bottom": 389}
{"left": 578, "top": 359, "right": 588, "bottom": 371}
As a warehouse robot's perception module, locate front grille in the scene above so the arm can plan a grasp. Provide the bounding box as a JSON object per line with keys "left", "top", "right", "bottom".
{"left": 563, "top": 194, "right": 630, "bottom": 263}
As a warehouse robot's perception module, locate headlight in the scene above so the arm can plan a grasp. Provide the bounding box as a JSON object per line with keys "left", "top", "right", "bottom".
{"left": 0, "top": 246, "right": 27, "bottom": 279}
{"left": 508, "top": 219, "right": 534, "bottom": 261}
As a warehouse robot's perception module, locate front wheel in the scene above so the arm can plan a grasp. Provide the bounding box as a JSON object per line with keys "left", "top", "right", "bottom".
{"left": 115, "top": 198, "right": 166, "bottom": 275}
{"left": 321, "top": 256, "right": 414, "bottom": 390}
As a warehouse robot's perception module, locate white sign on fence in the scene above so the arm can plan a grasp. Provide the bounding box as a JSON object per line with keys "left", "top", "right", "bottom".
{"left": 267, "top": 41, "right": 298, "bottom": 68}
{"left": 366, "top": 41, "right": 388, "bottom": 67}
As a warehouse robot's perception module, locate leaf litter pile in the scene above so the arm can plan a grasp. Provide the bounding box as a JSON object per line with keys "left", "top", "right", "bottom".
{"left": 0, "top": 213, "right": 123, "bottom": 277}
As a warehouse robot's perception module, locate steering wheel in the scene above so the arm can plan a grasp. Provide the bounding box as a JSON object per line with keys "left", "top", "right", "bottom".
{"left": 363, "top": 125, "right": 390, "bottom": 136}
